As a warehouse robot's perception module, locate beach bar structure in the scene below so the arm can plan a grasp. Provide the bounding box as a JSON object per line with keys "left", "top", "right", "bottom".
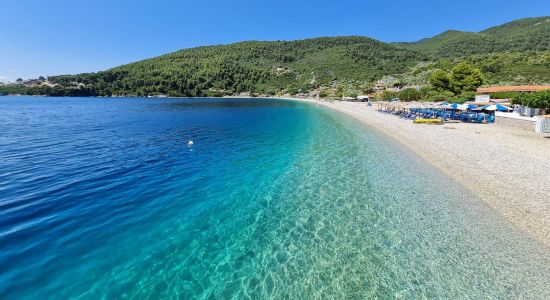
{"left": 357, "top": 95, "right": 370, "bottom": 102}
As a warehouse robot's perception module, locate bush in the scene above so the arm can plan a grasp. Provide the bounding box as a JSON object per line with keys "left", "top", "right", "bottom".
{"left": 398, "top": 88, "right": 421, "bottom": 101}
{"left": 286, "top": 87, "right": 300, "bottom": 95}
{"left": 423, "top": 90, "right": 454, "bottom": 102}
{"left": 345, "top": 92, "right": 358, "bottom": 98}
{"left": 452, "top": 91, "right": 476, "bottom": 103}
{"left": 451, "top": 92, "right": 476, "bottom": 103}
{"left": 513, "top": 90, "right": 550, "bottom": 111}
{"left": 377, "top": 90, "right": 398, "bottom": 100}
{"left": 488, "top": 91, "right": 523, "bottom": 99}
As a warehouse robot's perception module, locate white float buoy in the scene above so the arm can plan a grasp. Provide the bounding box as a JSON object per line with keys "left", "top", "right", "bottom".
{"left": 187, "top": 140, "right": 194, "bottom": 147}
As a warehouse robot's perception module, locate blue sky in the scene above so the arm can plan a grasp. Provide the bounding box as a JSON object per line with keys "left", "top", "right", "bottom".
{"left": 1, "top": 0, "right": 548, "bottom": 81}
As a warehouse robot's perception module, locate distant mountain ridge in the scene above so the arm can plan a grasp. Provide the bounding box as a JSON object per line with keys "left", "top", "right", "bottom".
{"left": 399, "top": 16, "right": 550, "bottom": 57}
{"left": 2, "top": 16, "right": 549, "bottom": 97}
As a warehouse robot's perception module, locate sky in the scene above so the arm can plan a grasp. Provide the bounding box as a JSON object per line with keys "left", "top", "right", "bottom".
{"left": 1, "top": 0, "right": 549, "bottom": 82}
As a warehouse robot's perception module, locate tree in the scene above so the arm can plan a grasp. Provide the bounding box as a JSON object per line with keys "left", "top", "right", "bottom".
{"left": 361, "top": 84, "right": 374, "bottom": 94}
{"left": 16, "top": 78, "right": 23, "bottom": 82}
{"left": 450, "top": 62, "right": 484, "bottom": 93}
{"left": 38, "top": 76, "right": 46, "bottom": 81}
{"left": 429, "top": 70, "right": 452, "bottom": 92}
{"left": 398, "top": 88, "right": 421, "bottom": 101}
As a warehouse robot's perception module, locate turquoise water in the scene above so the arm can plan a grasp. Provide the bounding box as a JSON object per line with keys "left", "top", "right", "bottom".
{"left": 0, "top": 97, "right": 548, "bottom": 299}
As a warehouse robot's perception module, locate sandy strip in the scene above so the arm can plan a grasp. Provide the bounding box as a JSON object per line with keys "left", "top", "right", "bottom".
{"left": 279, "top": 97, "right": 550, "bottom": 247}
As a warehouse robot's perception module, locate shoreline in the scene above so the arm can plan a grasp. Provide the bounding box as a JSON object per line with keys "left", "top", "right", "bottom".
{"left": 279, "top": 96, "right": 550, "bottom": 247}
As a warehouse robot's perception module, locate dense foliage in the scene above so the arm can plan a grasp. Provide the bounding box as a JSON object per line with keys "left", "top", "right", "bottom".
{"left": 36, "top": 37, "right": 426, "bottom": 97}
{"left": 399, "top": 17, "right": 550, "bottom": 57}
{"left": 512, "top": 90, "right": 550, "bottom": 111}
{"left": 421, "top": 62, "right": 483, "bottom": 103}
{"left": 395, "top": 16, "right": 550, "bottom": 85}
{"left": 405, "top": 51, "right": 550, "bottom": 86}
{"left": 398, "top": 88, "right": 422, "bottom": 101}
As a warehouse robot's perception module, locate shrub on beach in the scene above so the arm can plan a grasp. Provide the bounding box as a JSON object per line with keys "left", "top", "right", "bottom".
{"left": 451, "top": 91, "right": 476, "bottom": 104}
{"left": 421, "top": 89, "right": 454, "bottom": 102}
{"left": 513, "top": 90, "right": 550, "bottom": 111}
{"left": 487, "top": 91, "right": 523, "bottom": 100}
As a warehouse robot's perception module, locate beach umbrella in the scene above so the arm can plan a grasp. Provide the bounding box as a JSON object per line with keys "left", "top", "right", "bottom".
{"left": 467, "top": 104, "right": 478, "bottom": 110}
{"left": 457, "top": 104, "right": 469, "bottom": 110}
{"left": 483, "top": 104, "right": 512, "bottom": 111}
{"left": 447, "top": 103, "right": 469, "bottom": 110}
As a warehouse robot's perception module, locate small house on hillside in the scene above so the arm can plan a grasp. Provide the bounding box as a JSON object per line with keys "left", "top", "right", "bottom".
{"left": 374, "top": 83, "right": 385, "bottom": 92}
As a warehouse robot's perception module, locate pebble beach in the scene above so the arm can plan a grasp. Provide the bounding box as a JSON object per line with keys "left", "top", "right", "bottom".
{"left": 293, "top": 98, "right": 550, "bottom": 247}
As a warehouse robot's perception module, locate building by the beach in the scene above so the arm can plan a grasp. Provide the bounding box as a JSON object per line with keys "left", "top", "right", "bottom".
{"left": 476, "top": 85, "right": 550, "bottom": 132}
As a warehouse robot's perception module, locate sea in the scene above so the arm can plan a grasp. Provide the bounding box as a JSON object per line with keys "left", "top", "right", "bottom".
{"left": 0, "top": 96, "right": 548, "bottom": 299}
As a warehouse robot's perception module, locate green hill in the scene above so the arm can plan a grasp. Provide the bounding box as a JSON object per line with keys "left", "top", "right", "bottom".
{"left": 396, "top": 30, "right": 483, "bottom": 54}
{"left": 2, "top": 16, "right": 549, "bottom": 97}
{"left": 394, "top": 16, "right": 550, "bottom": 85}
{"left": 399, "top": 16, "right": 550, "bottom": 57}
{"left": 45, "top": 37, "right": 426, "bottom": 97}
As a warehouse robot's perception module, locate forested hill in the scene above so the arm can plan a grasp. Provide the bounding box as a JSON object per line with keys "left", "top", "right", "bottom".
{"left": 397, "top": 16, "right": 550, "bottom": 57}
{"left": 2, "top": 16, "right": 549, "bottom": 97}
{"left": 47, "top": 37, "right": 427, "bottom": 97}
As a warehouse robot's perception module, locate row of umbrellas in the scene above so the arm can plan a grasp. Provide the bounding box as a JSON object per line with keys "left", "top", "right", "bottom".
{"left": 376, "top": 101, "right": 513, "bottom": 112}
{"left": 440, "top": 102, "right": 512, "bottom": 111}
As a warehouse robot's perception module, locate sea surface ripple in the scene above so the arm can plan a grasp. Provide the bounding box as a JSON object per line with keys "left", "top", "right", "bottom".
{"left": 0, "top": 97, "right": 548, "bottom": 299}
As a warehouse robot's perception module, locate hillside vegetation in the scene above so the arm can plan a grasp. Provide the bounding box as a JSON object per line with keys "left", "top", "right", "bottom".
{"left": 1, "top": 16, "right": 549, "bottom": 98}
{"left": 399, "top": 16, "right": 550, "bottom": 57}
{"left": 46, "top": 37, "right": 426, "bottom": 97}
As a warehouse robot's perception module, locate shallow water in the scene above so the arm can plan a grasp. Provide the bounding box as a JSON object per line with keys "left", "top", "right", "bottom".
{"left": 0, "top": 97, "right": 548, "bottom": 299}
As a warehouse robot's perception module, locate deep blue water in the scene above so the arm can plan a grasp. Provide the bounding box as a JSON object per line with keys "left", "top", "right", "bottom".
{"left": 0, "top": 96, "right": 548, "bottom": 299}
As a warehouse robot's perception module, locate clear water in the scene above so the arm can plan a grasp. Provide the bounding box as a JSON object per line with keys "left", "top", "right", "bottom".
{"left": 0, "top": 97, "right": 548, "bottom": 299}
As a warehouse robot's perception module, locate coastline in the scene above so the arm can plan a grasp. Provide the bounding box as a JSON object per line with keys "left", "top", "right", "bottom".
{"left": 276, "top": 96, "right": 550, "bottom": 247}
